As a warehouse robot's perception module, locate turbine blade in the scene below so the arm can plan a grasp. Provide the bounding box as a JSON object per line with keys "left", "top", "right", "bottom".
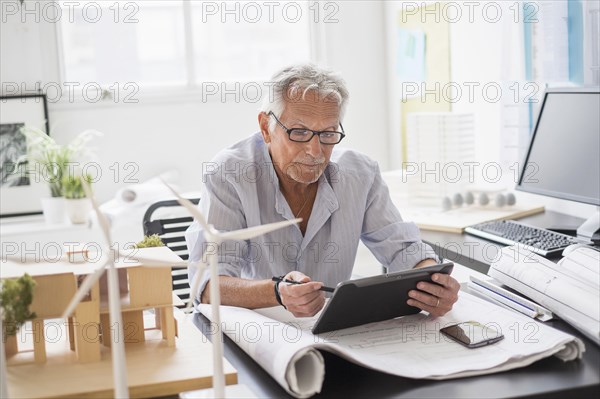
{"left": 118, "top": 247, "right": 187, "bottom": 268}
{"left": 128, "top": 255, "right": 187, "bottom": 268}
{"left": 82, "top": 181, "right": 112, "bottom": 245}
{"left": 61, "top": 261, "right": 108, "bottom": 318}
{"left": 161, "top": 180, "right": 210, "bottom": 230}
{"left": 218, "top": 218, "right": 301, "bottom": 241}
{"left": 186, "top": 269, "right": 203, "bottom": 310}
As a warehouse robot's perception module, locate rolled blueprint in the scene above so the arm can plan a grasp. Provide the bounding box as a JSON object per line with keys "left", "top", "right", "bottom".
{"left": 198, "top": 305, "right": 325, "bottom": 398}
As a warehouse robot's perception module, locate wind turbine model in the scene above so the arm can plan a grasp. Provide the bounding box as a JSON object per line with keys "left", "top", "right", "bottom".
{"left": 61, "top": 182, "right": 202, "bottom": 398}
{"left": 62, "top": 181, "right": 300, "bottom": 398}
{"left": 61, "top": 182, "right": 131, "bottom": 398}
{"left": 161, "top": 181, "right": 301, "bottom": 397}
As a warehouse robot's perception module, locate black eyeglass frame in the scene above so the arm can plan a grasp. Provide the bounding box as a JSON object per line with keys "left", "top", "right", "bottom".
{"left": 268, "top": 111, "right": 346, "bottom": 145}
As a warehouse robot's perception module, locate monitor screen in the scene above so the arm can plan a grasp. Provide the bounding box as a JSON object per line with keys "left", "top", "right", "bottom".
{"left": 516, "top": 89, "right": 600, "bottom": 206}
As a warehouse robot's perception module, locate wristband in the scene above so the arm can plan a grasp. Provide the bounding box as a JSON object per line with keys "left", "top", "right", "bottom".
{"left": 274, "top": 277, "right": 286, "bottom": 309}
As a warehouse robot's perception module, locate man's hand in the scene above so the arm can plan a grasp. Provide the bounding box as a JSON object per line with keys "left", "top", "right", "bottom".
{"left": 407, "top": 273, "right": 460, "bottom": 317}
{"left": 278, "top": 271, "right": 325, "bottom": 317}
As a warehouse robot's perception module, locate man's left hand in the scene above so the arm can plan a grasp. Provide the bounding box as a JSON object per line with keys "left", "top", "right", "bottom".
{"left": 407, "top": 273, "right": 460, "bottom": 317}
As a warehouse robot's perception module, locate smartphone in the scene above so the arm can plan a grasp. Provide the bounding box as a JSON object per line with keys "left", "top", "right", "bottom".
{"left": 440, "top": 321, "right": 504, "bottom": 348}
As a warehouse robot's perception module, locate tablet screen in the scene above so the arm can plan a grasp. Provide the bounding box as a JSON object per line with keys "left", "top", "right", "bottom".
{"left": 312, "top": 262, "right": 454, "bottom": 334}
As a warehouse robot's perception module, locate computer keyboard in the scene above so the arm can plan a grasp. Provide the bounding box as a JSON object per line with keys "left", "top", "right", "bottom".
{"left": 465, "top": 220, "right": 592, "bottom": 257}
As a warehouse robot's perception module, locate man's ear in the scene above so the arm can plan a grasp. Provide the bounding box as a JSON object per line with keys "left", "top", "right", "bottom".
{"left": 258, "top": 112, "right": 271, "bottom": 143}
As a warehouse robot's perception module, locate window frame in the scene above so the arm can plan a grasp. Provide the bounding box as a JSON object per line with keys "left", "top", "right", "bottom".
{"left": 43, "top": 0, "right": 324, "bottom": 109}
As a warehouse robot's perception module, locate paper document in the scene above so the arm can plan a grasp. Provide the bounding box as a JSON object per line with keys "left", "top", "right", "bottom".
{"left": 557, "top": 246, "right": 600, "bottom": 288}
{"left": 396, "top": 28, "right": 425, "bottom": 82}
{"left": 489, "top": 245, "right": 600, "bottom": 345}
{"left": 199, "top": 291, "right": 583, "bottom": 398}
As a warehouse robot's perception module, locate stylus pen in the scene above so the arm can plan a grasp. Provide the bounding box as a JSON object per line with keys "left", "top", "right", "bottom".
{"left": 271, "top": 277, "right": 335, "bottom": 292}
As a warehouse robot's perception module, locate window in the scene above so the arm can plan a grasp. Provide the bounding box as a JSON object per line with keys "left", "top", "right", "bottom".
{"left": 58, "top": 0, "right": 313, "bottom": 91}
{"left": 190, "top": 2, "right": 311, "bottom": 82}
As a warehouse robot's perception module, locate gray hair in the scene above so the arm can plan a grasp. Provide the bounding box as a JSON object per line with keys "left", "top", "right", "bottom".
{"left": 260, "top": 64, "right": 349, "bottom": 133}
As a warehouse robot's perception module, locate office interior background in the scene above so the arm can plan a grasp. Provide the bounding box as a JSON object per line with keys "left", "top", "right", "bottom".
{"left": 1, "top": 0, "right": 599, "bottom": 218}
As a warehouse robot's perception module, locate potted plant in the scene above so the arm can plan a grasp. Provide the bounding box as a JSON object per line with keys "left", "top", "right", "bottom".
{"left": 131, "top": 234, "right": 165, "bottom": 248}
{"left": 15, "top": 127, "right": 101, "bottom": 224}
{"left": 1, "top": 274, "right": 36, "bottom": 358}
{"left": 62, "top": 174, "right": 94, "bottom": 224}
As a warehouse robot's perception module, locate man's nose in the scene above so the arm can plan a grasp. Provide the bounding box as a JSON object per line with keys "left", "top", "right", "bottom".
{"left": 304, "top": 134, "right": 322, "bottom": 157}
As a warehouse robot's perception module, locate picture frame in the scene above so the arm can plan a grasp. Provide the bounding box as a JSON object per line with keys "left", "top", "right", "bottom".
{"left": 0, "top": 94, "right": 50, "bottom": 217}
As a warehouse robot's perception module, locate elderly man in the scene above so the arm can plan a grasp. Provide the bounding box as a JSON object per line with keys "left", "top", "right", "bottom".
{"left": 186, "top": 64, "right": 460, "bottom": 318}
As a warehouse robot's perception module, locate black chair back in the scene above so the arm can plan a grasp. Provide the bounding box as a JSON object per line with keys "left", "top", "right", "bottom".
{"left": 142, "top": 198, "right": 200, "bottom": 305}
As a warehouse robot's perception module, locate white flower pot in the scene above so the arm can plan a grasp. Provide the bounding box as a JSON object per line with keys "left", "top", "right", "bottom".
{"left": 65, "top": 198, "right": 92, "bottom": 224}
{"left": 41, "top": 197, "right": 67, "bottom": 224}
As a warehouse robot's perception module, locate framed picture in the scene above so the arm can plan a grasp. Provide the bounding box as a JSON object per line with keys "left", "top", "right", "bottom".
{"left": 0, "top": 94, "right": 50, "bottom": 217}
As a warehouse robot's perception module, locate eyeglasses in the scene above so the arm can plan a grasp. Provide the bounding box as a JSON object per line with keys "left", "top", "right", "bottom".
{"left": 268, "top": 111, "right": 345, "bottom": 145}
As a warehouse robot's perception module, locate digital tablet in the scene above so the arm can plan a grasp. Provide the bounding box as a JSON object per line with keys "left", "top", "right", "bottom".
{"left": 311, "top": 262, "right": 454, "bottom": 334}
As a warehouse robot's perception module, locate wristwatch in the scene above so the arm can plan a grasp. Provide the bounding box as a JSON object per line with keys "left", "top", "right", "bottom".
{"left": 273, "top": 275, "right": 286, "bottom": 309}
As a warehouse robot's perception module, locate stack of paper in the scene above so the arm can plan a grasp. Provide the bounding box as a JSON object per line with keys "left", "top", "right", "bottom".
{"left": 199, "top": 291, "right": 583, "bottom": 398}
{"left": 489, "top": 245, "right": 600, "bottom": 345}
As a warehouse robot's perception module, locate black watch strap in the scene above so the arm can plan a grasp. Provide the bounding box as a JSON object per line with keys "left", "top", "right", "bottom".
{"left": 274, "top": 277, "right": 286, "bottom": 309}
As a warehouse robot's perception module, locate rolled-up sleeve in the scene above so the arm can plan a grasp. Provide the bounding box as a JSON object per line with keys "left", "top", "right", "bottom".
{"left": 360, "top": 164, "right": 440, "bottom": 271}
{"left": 185, "top": 169, "right": 248, "bottom": 301}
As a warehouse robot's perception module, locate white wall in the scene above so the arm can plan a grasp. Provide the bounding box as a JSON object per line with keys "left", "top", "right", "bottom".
{"left": 449, "top": 6, "right": 507, "bottom": 168}
{"left": 1, "top": 1, "right": 389, "bottom": 203}
{"left": 321, "top": 2, "right": 388, "bottom": 162}
{"left": 448, "top": 2, "right": 597, "bottom": 220}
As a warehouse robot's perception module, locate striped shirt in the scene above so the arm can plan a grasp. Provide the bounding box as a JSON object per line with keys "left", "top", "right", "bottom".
{"left": 185, "top": 132, "right": 439, "bottom": 300}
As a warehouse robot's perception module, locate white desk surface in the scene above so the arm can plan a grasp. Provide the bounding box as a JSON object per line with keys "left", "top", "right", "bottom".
{"left": 1, "top": 246, "right": 186, "bottom": 278}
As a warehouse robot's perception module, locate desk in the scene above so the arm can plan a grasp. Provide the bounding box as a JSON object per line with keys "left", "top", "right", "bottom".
{"left": 420, "top": 210, "right": 592, "bottom": 274}
{"left": 192, "top": 210, "right": 600, "bottom": 398}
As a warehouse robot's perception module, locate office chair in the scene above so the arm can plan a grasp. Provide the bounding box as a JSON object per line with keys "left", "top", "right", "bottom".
{"left": 142, "top": 198, "right": 200, "bottom": 309}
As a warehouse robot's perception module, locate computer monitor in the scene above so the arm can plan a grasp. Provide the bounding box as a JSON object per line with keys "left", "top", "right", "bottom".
{"left": 516, "top": 87, "right": 600, "bottom": 240}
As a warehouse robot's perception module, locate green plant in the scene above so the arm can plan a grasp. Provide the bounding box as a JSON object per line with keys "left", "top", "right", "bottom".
{"left": 1, "top": 274, "right": 37, "bottom": 337}
{"left": 11, "top": 127, "right": 101, "bottom": 197}
{"left": 62, "top": 174, "right": 93, "bottom": 199}
{"left": 132, "top": 234, "right": 165, "bottom": 248}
